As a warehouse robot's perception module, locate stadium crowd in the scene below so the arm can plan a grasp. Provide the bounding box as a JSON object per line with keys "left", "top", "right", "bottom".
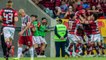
{"left": 32, "top": 0, "right": 106, "bottom": 18}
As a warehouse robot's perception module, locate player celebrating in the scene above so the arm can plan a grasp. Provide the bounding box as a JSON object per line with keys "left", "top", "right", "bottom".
{"left": 89, "top": 14, "right": 105, "bottom": 56}
{"left": 79, "top": 12, "right": 93, "bottom": 56}
{"left": 38, "top": 17, "right": 48, "bottom": 57}
{"left": 17, "top": 9, "right": 34, "bottom": 60}
{"left": 0, "top": 0, "right": 18, "bottom": 60}
{"left": 31, "top": 15, "right": 41, "bottom": 57}
{"left": 67, "top": 13, "right": 81, "bottom": 57}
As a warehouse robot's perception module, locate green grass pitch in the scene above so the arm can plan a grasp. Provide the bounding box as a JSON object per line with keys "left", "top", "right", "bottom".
{"left": 0, "top": 57, "right": 106, "bottom": 60}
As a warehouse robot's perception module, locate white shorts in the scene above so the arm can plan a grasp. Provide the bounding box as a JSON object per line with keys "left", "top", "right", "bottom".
{"left": 68, "top": 34, "right": 83, "bottom": 43}
{"left": 33, "top": 36, "right": 41, "bottom": 44}
{"left": 90, "top": 34, "right": 101, "bottom": 42}
{"left": 39, "top": 36, "right": 47, "bottom": 44}
{"left": 3, "top": 27, "right": 15, "bottom": 40}
{"left": 77, "top": 36, "right": 84, "bottom": 43}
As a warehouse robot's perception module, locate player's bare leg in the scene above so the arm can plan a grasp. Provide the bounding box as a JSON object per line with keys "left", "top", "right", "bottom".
{"left": 98, "top": 42, "right": 105, "bottom": 56}
{"left": 86, "top": 42, "right": 93, "bottom": 56}
{"left": 10, "top": 46, "right": 15, "bottom": 57}
{"left": 39, "top": 43, "right": 47, "bottom": 57}
{"left": 34, "top": 43, "right": 40, "bottom": 56}
{"left": 94, "top": 42, "right": 100, "bottom": 56}
{"left": 22, "top": 47, "right": 29, "bottom": 55}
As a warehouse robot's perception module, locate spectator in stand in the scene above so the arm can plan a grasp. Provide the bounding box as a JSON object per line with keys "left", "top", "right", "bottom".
{"left": 96, "top": 4, "right": 104, "bottom": 18}
{"left": 64, "top": 6, "right": 74, "bottom": 19}
{"left": 60, "top": 1, "right": 68, "bottom": 11}
{"left": 68, "top": 0, "right": 77, "bottom": 12}
{"left": 63, "top": 0, "right": 70, "bottom": 5}
{"left": 54, "top": 6, "right": 62, "bottom": 18}
{"left": 76, "top": 0, "right": 83, "bottom": 5}
{"left": 75, "top": 0, "right": 83, "bottom": 11}
{"left": 89, "top": 6, "right": 99, "bottom": 18}
{"left": 91, "top": 6, "right": 99, "bottom": 13}
{"left": 45, "top": 8, "right": 54, "bottom": 18}
{"left": 36, "top": 0, "right": 46, "bottom": 10}
{"left": 76, "top": 5, "right": 83, "bottom": 11}
{"left": 60, "top": 1, "right": 68, "bottom": 18}
{"left": 82, "top": 1, "right": 90, "bottom": 9}
{"left": 55, "top": 0, "right": 61, "bottom": 6}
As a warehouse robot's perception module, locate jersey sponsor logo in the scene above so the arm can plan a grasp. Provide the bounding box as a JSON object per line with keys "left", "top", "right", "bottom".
{"left": 4, "top": 10, "right": 13, "bottom": 13}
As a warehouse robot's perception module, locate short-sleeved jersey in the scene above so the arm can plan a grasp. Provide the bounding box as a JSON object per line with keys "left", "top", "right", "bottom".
{"left": 39, "top": 24, "right": 47, "bottom": 37}
{"left": 89, "top": 21, "right": 100, "bottom": 34}
{"left": 69, "top": 19, "right": 80, "bottom": 34}
{"left": 0, "top": 8, "right": 18, "bottom": 27}
{"left": 21, "top": 15, "right": 32, "bottom": 36}
{"left": 32, "top": 21, "right": 39, "bottom": 36}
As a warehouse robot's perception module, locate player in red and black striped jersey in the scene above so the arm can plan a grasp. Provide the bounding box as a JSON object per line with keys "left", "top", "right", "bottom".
{"left": 0, "top": 1, "right": 18, "bottom": 60}
{"left": 67, "top": 14, "right": 78, "bottom": 56}
{"left": 67, "top": 13, "right": 84, "bottom": 56}
{"left": 82, "top": 23, "right": 93, "bottom": 55}
{"left": 89, "top": 14, "right": 105, "bottom": 55}
{"left": 82, "top": 13, "right": 105, "bottom": 56}
{"left": 78, "top": 10, "right": 94, "bottom": 56}
{"left": 0, "top": 8, "right": 18, "bottom": 27}
{"left": 76, "top": 24, "right": 85, "bottom": 55}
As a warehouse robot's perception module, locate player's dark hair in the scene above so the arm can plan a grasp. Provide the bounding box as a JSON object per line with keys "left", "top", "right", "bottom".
{"left": 70, "top": 14, "right": 75, "bottom": 18}
{"left": 93, "top": 13, "right": 98, "bottom": 20}
{"left": 42, "top": 17, "right": 47, "bottom": 20}
{"left": 8, "top": 0, "right": 12, "bottom": 3}
{"left": 58, "top": 19, "right": 62, "bottom": 23}
{"left": 30, "top": 15, "right": 38, "bottom": 18}
{"left": 6, "top": 0, "right": 13, "bottom": 7}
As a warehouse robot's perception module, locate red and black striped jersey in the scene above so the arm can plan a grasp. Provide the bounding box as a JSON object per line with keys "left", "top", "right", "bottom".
{"left": 0, "top": 8, "right": 18, "bottom": 27}
{"left": 90, "top": 21, "right": 100, "bottom": 34}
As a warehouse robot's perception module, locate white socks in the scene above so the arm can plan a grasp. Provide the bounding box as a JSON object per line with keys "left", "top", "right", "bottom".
{"left": 29, "top": 47, "right": 34, "bottom": 60}
{"left": 17, "top": 47, "right": 34, "bottom": 60}
{"left": 18, "top": 47, "right": 23, "bottom": 59}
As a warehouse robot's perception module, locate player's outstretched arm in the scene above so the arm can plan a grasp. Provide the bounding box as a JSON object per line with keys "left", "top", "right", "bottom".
{"left": 19, "top": 22, "right": 31, "bottom": 36}
{"left": 14, "top": 11, "right": 18, "bottom": 22}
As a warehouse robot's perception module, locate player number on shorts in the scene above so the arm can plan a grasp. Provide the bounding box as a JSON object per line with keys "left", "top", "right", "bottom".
{"left": 3, "top": 13, "right": 13, "bottom": 24}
